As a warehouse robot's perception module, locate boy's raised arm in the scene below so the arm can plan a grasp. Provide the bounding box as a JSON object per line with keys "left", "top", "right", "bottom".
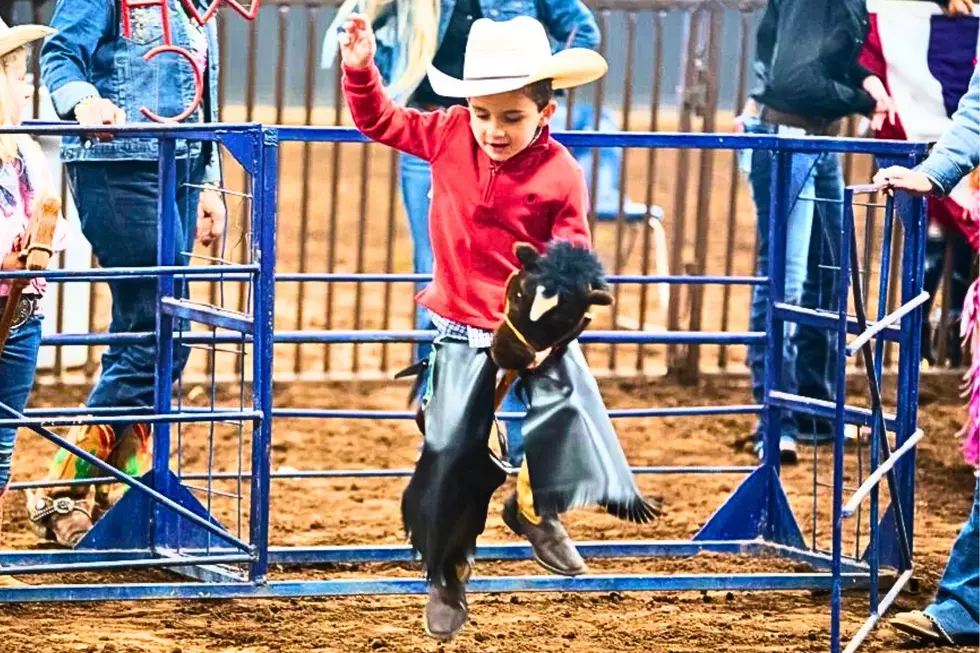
{"left": 342, "top": 64, "right": 458, "bottom": 163}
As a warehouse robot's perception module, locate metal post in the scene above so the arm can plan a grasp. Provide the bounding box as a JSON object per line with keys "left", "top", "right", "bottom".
{"left": 152, "top": 138, "right": 178, "bottom": 552}
{"left": 763, "top": 150, "right": 790, "bottom": 490}
{"left": 249, "top": 128, "right": 279, "bottom": 583}
{"left": 830, "top": 189, "right": 856, "bottom": 653}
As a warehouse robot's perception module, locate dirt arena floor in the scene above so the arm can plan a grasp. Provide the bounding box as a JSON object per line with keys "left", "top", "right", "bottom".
{"left": 0, "top": 372, "right": 974, "bottom": 653}
{"left": 11, "top": 107, "right": 969, "bottom": 652}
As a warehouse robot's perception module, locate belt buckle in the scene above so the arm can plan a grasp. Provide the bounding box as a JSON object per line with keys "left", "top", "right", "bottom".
{"left": 4, "top": 296, "right": 35, "bottom": 331}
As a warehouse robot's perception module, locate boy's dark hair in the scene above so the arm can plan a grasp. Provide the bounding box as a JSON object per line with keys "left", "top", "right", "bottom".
{"left": 522, "top": 78, "right": 554, "bottom": 111}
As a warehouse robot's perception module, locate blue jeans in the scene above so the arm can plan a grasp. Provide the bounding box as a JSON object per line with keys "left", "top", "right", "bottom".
{"left": 67, "top": 158, "right": 203, "bottom": 413}
{"left": 0, "top": 316, "right": 42, "bottom": 492}
{"left": 745, "top": 119, "right": 842, "bottom": 443}
{"left": 925, "top": 478, "right": 980, "bottom": 643}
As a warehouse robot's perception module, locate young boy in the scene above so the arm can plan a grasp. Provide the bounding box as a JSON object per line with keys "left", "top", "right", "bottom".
{"left": 340, "top": 14, "right": 655, "bottom": 641}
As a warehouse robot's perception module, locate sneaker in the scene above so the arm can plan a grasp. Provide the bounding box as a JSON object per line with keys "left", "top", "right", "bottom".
{"left": 753, "top": 436, "right": 799, "bottom": 465}
{"left": 424, "top": 581, "right": 468, "bottom": 642}
{"left": 502, "top": 493, "right": 588, "bottom": 576}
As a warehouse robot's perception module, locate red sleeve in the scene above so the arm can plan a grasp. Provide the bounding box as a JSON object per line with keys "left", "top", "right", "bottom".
{"left": 858, "top": 14, "right": 887, "bottom": 80}
{"left": 341, "top": 64, "right": 458, "bottom": 162}
{"left": 550, "top": 167, "right": 592, "bottom": 248}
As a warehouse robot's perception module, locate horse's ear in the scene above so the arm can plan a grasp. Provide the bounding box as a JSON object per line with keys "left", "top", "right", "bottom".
{"left": 588, "top": 289, "right": 614, "bottom": 306}
{"left": 514, "top": 242, "right": 541, "bottom": 270}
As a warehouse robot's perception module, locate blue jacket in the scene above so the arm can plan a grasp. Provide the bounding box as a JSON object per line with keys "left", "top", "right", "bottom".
{"left": 920, "top": 65, "right": 980, "bottom": 196}
{"left": 40, "top": 0, "right": 221, "bottom": 182}
{"left": 323, "top": 0, "right": 600, "bottom": 103}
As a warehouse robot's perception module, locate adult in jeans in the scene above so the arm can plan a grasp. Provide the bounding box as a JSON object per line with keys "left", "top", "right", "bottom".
{"left": 27, "top": 0, "right": 226, "bottom": 547}
{"left": 323, "top": 0, "right": 600, "bottom": 465}
{"left": 739, "top": 0, "right": 895, "bottom": 464}
{"left": 875, "top": 64, "right": 979, "bottom": 648}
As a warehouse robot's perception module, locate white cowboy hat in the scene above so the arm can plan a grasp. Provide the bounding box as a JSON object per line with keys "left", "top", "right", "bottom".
{"left": 427, "top": 16, "right": 607, "bottom": 99}
{"left": 0, "top": 18, "right": 55, "bottom": 59}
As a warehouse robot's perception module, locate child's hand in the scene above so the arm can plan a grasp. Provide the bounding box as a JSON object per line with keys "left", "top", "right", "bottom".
{"left": 873, "top": 166, "right": 936, "bottom": 196}
{"left": 338, "top": 14, "right": 376, "bottom": 70}
{"left": 945, "top": 0, "right": 974, "bottom": 16}
{"left": 1, "top": 251, "right": 25, "bottom": 272}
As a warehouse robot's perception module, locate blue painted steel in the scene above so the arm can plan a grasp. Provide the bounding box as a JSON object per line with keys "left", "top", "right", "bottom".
{"left": 867, "top": 195, "right": 896, "bottom": 610}
{"left": 830, "top": 189, "right": 857, "bottom": 653}
{"left": 0, "top": 123, "right": 931, "bottom": 653}
{"left": 0, "top": 554, "right": 252, "bottom": 576}
{"left": 247, "top": 127, "right": 279, "bottom": 583}
{"left": 0, "top": 411, "right": 261, "bottom": 429}
{"left": 772, "top": 303, "right": 902, "bottom": 343}
{"left": 152, "top": 138, "right": 179, "bottom": 555}
{"left": 272, "top": 272, "right": 768, "bottom": 285}
{"left": 767, "top": 391, "right": 899, "bottom": 431}
{"left": 0, "top": 573, "right": 874, "bottom": 603}
{"left": 272, "top": 126, "right": 930, "bottom": 156}
{"left": 160, "top": 298, "right": 254, "bottom": 333}
{"left": 0, "top": 264, "right": 258, "bottom": 281}
{"left": 37, "top": 329, "right": 766, "bottom": 347}
{"left": 78, "top": 470, "right": 235, "bottom": 552}
{"left": 270, "top": 405, "right": 763, "bottom": 420}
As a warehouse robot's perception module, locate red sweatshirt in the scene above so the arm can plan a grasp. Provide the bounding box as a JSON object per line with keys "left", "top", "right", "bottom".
{"left": 342, "top": 64, "right": 592, "bottom": 330}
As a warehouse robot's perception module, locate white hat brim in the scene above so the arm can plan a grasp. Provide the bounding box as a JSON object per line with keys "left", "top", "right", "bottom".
{"left": 428, "top": 49, "right": 608, "bottom": 99}
{"left": 0, "top": 25, "right": 56, "bottom": 59}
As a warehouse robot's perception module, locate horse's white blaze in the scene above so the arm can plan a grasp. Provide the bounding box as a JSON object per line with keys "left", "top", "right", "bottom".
{"left": 529, "top": 285, "right": 560, "bottom": 322}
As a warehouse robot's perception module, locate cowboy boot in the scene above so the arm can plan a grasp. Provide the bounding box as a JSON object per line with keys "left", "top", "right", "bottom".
{"left": 26, "top": 422, "right": 115, "bottom": 547}
{"left": 424, "top": 562, "right": 470, "bottom": 642}
{"left": 100, "top": 423, "right": 152, "bottom": 510}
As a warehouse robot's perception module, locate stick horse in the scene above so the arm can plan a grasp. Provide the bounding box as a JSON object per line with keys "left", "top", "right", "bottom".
{"left": 401, "top": 239, "right": 660, "bottom": 592}
{"left": 0, "top": 196, "right": 59, "bottom": 354}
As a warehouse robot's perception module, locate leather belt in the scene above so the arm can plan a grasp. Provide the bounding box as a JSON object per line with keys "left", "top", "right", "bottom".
{"left": 760, "top": 107, "right": 842, "bottom": 137}
{"left": 0, "top": 294, "right": 39, "bottom": 331}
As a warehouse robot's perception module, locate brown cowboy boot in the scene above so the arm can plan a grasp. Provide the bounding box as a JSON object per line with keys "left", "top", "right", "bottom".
{"left": 99, "top": 423, "right": 152, "bottom": 510}
{"left": 424, "top": 562, "right": 471, "bottom": 642}
{"left": 26, "top": 422, "right": 115, "bottom": 547}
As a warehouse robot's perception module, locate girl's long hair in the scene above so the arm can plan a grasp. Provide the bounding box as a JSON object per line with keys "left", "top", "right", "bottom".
{"left": 329, "top": 0, "right": 440, "bottom": 96}
{"left": 0, "top": 47, "right": 25, "bottom": 165}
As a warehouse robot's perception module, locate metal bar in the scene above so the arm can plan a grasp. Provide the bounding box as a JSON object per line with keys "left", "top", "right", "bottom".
{"left": 248, "top": 128, "right": 280, "bottom": 583}
{"left": 772, "top": 303, "right": 902, "bottom": 343}
{"left": 292, "top": 4, "right": 320, "bottom": 375}
{"left": 160, "top": 298, "right": 254, "bottom": 333}
{"left": 0, "top": 264, "right": 259, "bottom": 280}
{"left": 842, "top": 569, "right": 915, "bottom": 653}
{"left": 848, "top": 212, "right": 913, "bottom": 571}
{"left": 768, "top": 391, "right": 898, "bottom": 431}
{"left": 351, "top": 144, "right": 371, "bottom": 373}
{"left": 38, "top": 328, "right": 766, "bottom": 347}
{"left": 153, "top": 138, "right": 179, "bottom": 554}
{"left": 683, "top": 7, "right": 723, "bottom": 382}
{"left": 718, "top": 10, "right": 751, "bottom": 370}
{"left": 636, "top": 10, "right": 666, "bottom": 373}
{"left": 271, "top": 126, "right": 930, "bottom": 156}
{"left": 270, "top": 404, "right": 763, "bottom": 419}
{"left": 0, "top": 400, "right": 250, "bottom": 552}
{"left": 666, "top": 9, "right": 701, "bottom": 373}
{"left": 830, "top": 189, "right": 856, "bottom": 653}
{"left": 587, "top": 9, "right": 610, "bottom": 239}
{"left": 846, "top": 291, "right": 930, "bottom": 355}
{"left": 272, "top": 272, "right": 768, "bottom": 284}
{"left": 608, "top": 9, "right": 635, "bottom": 373}
{"left": 0, "top": 573, "right": 872, "bottom": 603}
{"left": 0, "top": 411, "right": 261, "bottom": 428}
{"left": 323, "top": 62, "right": 344, "bottom": 373}
{"left": 0, "top": 555, "right": 253, "bottom": 577}
{"left": 842, "top": 429, "right": 924, "bottom": 518}
{"left": 379, "top": 149, "right": 398, "bottom": 372}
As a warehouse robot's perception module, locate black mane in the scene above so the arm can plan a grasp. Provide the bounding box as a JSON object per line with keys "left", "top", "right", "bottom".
{"left": 535, "top": 240, "right": 608, "bottom": 297}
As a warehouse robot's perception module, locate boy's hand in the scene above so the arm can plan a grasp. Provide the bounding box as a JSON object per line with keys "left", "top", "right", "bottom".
{"left": 873, "top": 166, "right": 936, "bottom": 196}
{"left": 339, "top": 14, "right": 376, "bottom": 70}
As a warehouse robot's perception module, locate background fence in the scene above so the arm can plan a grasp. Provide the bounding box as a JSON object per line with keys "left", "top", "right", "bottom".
{"left": 5, "top": 0, "right": 963, "bottom": 384}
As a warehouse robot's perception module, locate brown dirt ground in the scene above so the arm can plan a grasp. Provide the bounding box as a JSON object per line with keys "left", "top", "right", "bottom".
{"left": 13, "top": 107, "right": 968, "bottom": 653}
{"left": 0, "top": 372, "right": 974, "bottom": 653}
